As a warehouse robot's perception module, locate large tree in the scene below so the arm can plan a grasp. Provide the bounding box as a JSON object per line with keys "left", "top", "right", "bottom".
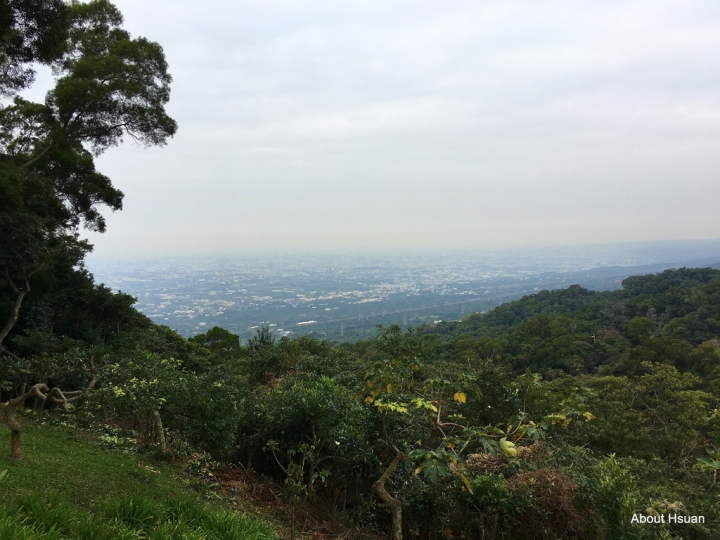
{"left": 0, "top": 0, "right": 176, "bottom": 456}
{"left": 0, "top": 0, "right": 69, "bottom": 96}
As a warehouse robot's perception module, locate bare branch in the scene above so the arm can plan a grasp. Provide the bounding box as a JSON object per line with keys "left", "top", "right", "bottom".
{"left": 0, "top": 345, "right": 23, "bottom": 362}
{"left": 0, "top": 267, "right": 19, "bottom": 295}
{"left": 21, "top": 142, "right": 52, "bottom": 169}
{"left": 4, "top": 383, "right": 52, "bottom": 456}
{"left": 81, "top": 357, "right": 101, "bottom": 392}
{"left": 438, "top": 422, "right": 467, "bottom": 430}
{"left": 0, "top": 265, "right": 42, "bottom": 346}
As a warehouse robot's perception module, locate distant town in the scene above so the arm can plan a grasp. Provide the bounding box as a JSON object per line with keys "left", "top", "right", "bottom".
{"left": 89, "top": 242, "right": 720, "bottom": 342}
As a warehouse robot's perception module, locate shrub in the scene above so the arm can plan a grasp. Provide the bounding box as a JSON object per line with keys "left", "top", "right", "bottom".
{"left": 507, "top": 468, "right": 596, "bottom": 540}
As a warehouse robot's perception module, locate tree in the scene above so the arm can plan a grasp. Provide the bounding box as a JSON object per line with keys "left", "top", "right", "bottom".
{"left": 188, "top": 326, "right": 241, "bottom": 360}
{"left": 0, "top": 0, "right": 175, "bottom": 457}
{"left": 98, "top": 351, "right": 183, "bottom": 454}
{"left": 0, "top": 0, "right": 176, "bottom": 352}
{"left": 622, "top": 317, "right": 656, "bottom": 346}
{"left": 2, "top": 353, "right": 99, "bottom": 457}
{"left": 0, "top": 0, "right": 69, "bottom": 96}
{"left": 586, "top": 363, "right": 711, "bottom": 464}
{"left": 362, "top": 325, "right": 598, "bottom": 540}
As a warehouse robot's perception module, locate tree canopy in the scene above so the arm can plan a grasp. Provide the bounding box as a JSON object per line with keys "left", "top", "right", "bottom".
{"left": 0, "top": 0, "right": 175, "bottom": 462}
{"left": 0, "top": 0, "right": 176, "bottom": 357}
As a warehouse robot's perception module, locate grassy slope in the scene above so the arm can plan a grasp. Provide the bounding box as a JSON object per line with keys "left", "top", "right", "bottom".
{"left": 0, "top": 415, "right": 278, "bottom": 539}
{"left": 0, "top": 421, "right": 184, "bottom": 506}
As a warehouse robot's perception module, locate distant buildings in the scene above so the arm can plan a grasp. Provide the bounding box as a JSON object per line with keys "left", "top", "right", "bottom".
{"left": 272, "top": 328, "right": 293, "bottom": 337}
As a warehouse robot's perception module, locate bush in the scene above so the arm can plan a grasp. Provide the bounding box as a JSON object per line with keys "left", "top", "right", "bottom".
{"left": 507, "top": 468, "right": 596, "bottom": 540}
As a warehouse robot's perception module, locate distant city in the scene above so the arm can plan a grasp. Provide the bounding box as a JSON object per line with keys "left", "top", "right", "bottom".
{"left": 87, "top": 240, "right": 720, "bottom": 342}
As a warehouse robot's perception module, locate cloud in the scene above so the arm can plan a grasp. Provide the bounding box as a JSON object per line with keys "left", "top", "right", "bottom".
{"left": 71, "top": 0, "right": 720, "bottom": 256}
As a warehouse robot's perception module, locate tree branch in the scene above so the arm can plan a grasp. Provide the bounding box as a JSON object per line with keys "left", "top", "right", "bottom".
{"left": 0, "top": 264, "right": 43, "bottom": 346}
{"left": 21, "top": 142, "right": 52, "bottom": 169}
{"left": 2, "top": 383, "right": 52, "bottom": 458}
{"left": 24, "top": 264, "right": 44, "bottom": 288}
{"left": 438, "top": 422, "right": 467, "bottom": 430}
{"left": 81, "top": 358, "right": 100, "bottom": 392}
{"left": 372, "top": 443, "right": 405, "bottom": 540}
{"left": 0, "top": 345, "right": 23, "bottom": 362}
{"left": 381, "top": 416, "right": 403, "bottom": 457}
{"left": 0, "top": 267, "right": 19, "bottom": 295}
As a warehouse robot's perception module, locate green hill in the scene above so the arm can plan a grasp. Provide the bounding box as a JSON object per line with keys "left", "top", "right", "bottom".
{"left": 0, "top": 420, "right": 277, "bottom": 539}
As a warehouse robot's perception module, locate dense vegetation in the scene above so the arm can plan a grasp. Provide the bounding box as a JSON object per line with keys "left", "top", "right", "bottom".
{"left": 4, "top": 263, "right": 720, "bottom": 539}
{"left": 3, "top": 2, "right": 720, "bottom": 539}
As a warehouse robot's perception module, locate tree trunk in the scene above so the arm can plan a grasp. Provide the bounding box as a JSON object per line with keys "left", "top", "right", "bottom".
{"left": 0, "top": 265, "right": 42, "bottom": 348}
{"left": 2, "top": 383, "right": 87, "bottom": 458}
{"left": 0, "top": 289, "right": 26, "bottom": 346}
{"left": 2, "top": 384, "right": 49, "bottom": 458}
{"left": 6, "top": 397, "right": 27, "bottom": 458}
{"left": 134, "top": 415, "right": 145, "bottom": 446}
{"left": 372, "top": 451, "right": 405, "bottom": 540}
{"left": 291, "top": 503, "right": 296, "bottom": 540}
{"left": 419, "top": 500, "right": 434, "bottom": 540}
{"left": 152, "top": 410, "right": 166, "bottom": 454}
{"left": 8, "top": 409, "right": 22, "bottom": 459}
{"left": 36, "top": 395, "right": 45, "bottom": 421}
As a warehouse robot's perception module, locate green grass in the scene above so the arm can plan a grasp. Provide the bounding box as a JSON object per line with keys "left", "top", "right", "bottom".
{"left": 0, "top": 414, "right": 278, "bottom": 539}
{"left": 0, "top": 418, "right": 185, "bottom": 506}
{"left": 0, "top": 491, "right": 277, "bottom": 539}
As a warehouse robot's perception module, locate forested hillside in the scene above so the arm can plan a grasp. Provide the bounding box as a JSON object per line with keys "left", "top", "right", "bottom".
{"left": 424, "top": 267, "right": 720, "bottom": 374}
{"left": 3, "top": 259, "right": 720, "bottom": 538}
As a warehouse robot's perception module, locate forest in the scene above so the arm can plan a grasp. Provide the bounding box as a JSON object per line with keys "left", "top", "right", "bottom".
{"left": 2, "top": 1, "right": 720, "bottom": 539}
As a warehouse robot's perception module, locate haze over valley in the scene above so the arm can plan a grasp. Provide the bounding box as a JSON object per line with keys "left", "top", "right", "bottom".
{"left": 90, "top": 239, "right": 720, "bottom": 341}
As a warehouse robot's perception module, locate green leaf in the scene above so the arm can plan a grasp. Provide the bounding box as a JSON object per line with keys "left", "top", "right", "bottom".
{"left": 422, "top": 459, "right": 449, "bottom": 483}
{"left": 499, "top": 437, "right": 517, "bottom": 457}
{"left": 406, "top": 449, "right": 427, "bottom": 461}
{"left": 697, "top": 457, "right": 720, "bottom": 470}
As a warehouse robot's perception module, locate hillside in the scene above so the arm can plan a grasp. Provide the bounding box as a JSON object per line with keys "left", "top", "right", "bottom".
{"left": 422, "top": 267, "right": 720, "bottom": 375}
{"left": 2, "top": 267, "right": 720, "bottom": 540}
{"left": 0, "top": 420, "right": 278, "bottom": 539}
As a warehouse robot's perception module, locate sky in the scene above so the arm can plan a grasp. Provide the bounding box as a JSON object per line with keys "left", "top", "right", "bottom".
{"left": 26, "top": 0, "right": 720, "bottom": 257}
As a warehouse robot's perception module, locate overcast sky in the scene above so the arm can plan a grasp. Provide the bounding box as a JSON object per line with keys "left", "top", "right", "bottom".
{"left": 32, "top": 0, "right": 720, "bottom": 257}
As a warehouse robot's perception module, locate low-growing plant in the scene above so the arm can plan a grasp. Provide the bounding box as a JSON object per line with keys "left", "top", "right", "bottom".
{"left": 103, "top": 496, "right": 164, "bottom": 532}
{"left": 15, "top": 492, "right": 74, "bottom": 534}
{"left": 99, "top": 433, "right": 140, "bottom": 454}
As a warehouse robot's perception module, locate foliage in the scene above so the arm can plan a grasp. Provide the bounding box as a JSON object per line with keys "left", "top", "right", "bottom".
{"left": 0, "top": 0, "right": 176, "bottom": 379}
{"left": 239, "top": 372, "right": 374, "bottom": 495}
{"left": 4, "top": 3, "right": 717, "bottom": 534}
{"left": 97, "top": 351, "right": 182, "bottom": 417}
{"left": 31, "top": 3, "right": 720, "bottom": 539}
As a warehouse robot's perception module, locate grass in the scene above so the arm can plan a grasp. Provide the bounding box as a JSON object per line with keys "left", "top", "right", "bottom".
{"left": 0, "top": 491, "right": 277, "bottom": 539}
{"left": 0, "top": 417, "right": 183, "bottom": 507}
{"left": 0, "top": 413, "right": 278, "bottom": 539}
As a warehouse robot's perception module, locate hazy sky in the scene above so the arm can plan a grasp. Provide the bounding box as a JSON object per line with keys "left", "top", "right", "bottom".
{"left": 28, "top": 0, "right": 720, "bottom": 256}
